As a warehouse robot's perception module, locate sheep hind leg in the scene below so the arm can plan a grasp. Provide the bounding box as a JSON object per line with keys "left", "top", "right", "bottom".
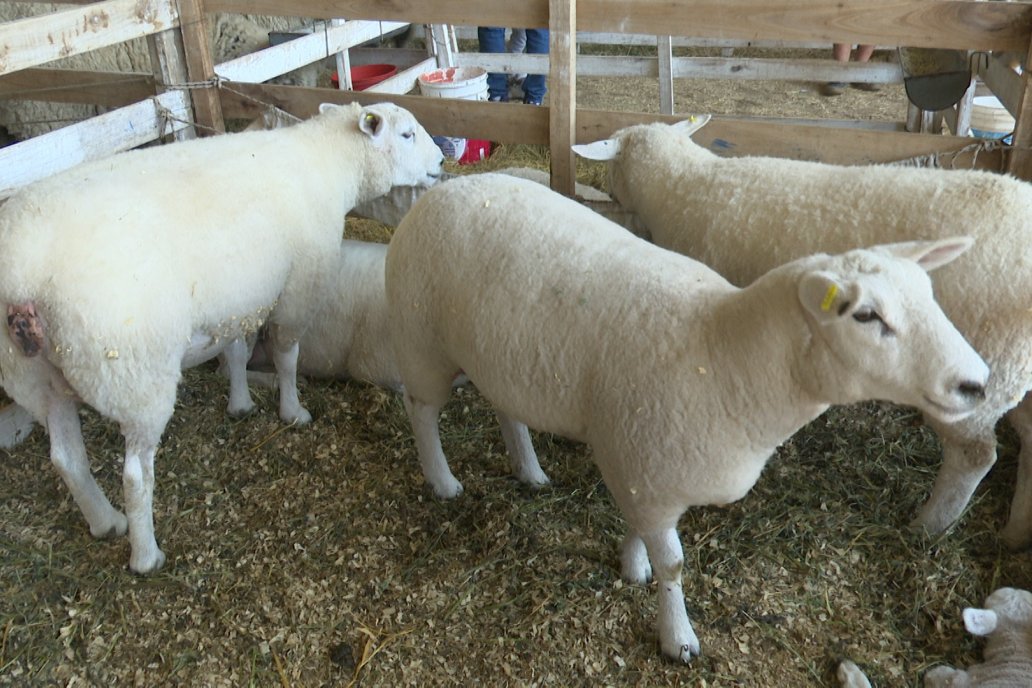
{"left": 403, "top": 391, "right": 463, "bottom": 499}
{"left": 122, "top": 426, "right": 165, "bottom": 574}
{"left": 222, "top": 337, "right": 256, "bottom": 418}
{"left": 910, "top": 417, "right": 997, "bottom": 536}
{"left": 47, "top": 395, "right": 127, "bottom": 539}
{"left": 268, "top": 336, "right": 311, "bottom": 425}
{"left": 496, "top": 410, "right": 549, "bottom": 487}
{"left": 1001, "top": 394, "right": 1032, "bottom": 549}
{"left": 642, "top": 527, "right": 700, "bottom": 663}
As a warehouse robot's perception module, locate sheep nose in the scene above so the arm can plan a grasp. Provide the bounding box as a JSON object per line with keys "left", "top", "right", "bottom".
{"left": 957, "top": 380, "right": 986, "bottom": 402}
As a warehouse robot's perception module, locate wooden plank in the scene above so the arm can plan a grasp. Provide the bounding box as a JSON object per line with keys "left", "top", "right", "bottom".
{"left": 1006, "top": 41, "right": 1032, "bottom": 180}
{"left": 0, "top": 68, "right": 154, "bottom": 106}
{"left": 0, "top": 0, "right": 179, "bottom": 75}
{"left": 148, "top": 29, "right": 195, "bottom": 140}
{"left": 205, "top": 0, "right": 1031, "bottom": 52}
{"left": 215, "top": 20, "right": 409, "bottom": 83}
{"left": 217, "top": 83, "right": 1005, "bottom": 172}
{"left": 175, "top": 0, "right": 223, "bottom": 135}
{"left": 0, "top": 90, "right": 193, "bottom": 199}
{"left": 549, "top": 0, "right": 576, "bottom": 196}
{"left": 455, "top": 53, "right": 904, "bottom": 84}
{"left": 979, "top": 52, "right": 1024, "bottom": 118}
{"left": 657, "top": 36, "right": 673, "bottom": 115}
{"left": 364, "top": 57, "right": 437, "bottom": 95}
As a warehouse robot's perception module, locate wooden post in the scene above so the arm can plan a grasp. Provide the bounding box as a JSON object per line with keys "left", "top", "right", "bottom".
{"left": 658, "top": 35, "right": 673, "bottom": 115}
{"left": 549, "top": 0, "right": 576, "bottom": 196}
{"left": 1006, "top": 37, "right": 1032, "bottom": 180}
{"left": 174, "top": 0, "right": 224, "bottom": 135}
{"left": 147, "top": 28, "right": 195, "bottom": 141}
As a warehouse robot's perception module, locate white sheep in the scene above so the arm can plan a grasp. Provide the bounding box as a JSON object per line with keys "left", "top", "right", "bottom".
{"left": 244, "top": 239, "right": 400, "bottom": 390}
{"left": 0, "top": 101, "right": 444, "bottom": 574}
{"left": 838, "top": 587, "right": 1032, "bottom": 687}
{"left": 573, "top": 116, "right": 1032, "bottom": 548}
{"left": 384, "top": 173, "right": 989, "bottom": 662}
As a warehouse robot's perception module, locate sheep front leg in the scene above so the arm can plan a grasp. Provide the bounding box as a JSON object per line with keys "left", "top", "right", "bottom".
{"left": 911, "top": 419, "right": 996, "bottom": 535}
{"left": 404, "top": 392, "right": 463, "bottom": 498}
{"left": 1001, "top": 396, "right": 1032, "bottom": 548}
{"left": 496, "top": 410, "right": 549, "bottom": 487}
{"left": 48, "top": 396, "right": 127, "bottom": 539}
{"left": 268, "top": 334, "right": 311, "bottom": 425}
{"left": 620, "top": 532, "right": 652, "bottom": 585}
{"left": 642, "top": 528, "right": 700, "bottom": 662}
{"left": 923, "top": 665, "right": 968, "bottom": 687}
{"left": 223, "top": 337, "right": 256, "bottom": 417}
{"left": 122, "top": 429, "right": 165, "bottom": 574}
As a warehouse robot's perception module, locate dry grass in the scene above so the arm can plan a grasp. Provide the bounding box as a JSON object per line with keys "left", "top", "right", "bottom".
{"left": 2, "top": 47, "right": 1030, "bottom": 688}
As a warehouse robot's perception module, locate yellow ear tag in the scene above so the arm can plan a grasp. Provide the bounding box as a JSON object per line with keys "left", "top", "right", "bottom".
{"left": 365, "top": 113, "right": 376, "bottom": 124}
{"left": 820, "top": 284, "right": 838, "bottom": 312}
{"left": 689, "top": 115, "right": 697, "bottom": 123}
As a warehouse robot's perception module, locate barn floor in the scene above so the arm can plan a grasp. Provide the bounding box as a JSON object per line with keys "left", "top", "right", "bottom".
{"left": 2, "top": 46, "right": 1029, "bottom": 687}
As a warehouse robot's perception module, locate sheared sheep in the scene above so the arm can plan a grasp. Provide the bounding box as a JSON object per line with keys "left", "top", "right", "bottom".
{"left": 0, "top": 101, "right": 444, "bottom": 574}
{"left": 838, "top": 587, "right": 1032, "bottom": 687}
{"left": 573, "top": 116, "right": 1032, "bottom": 547}
{"left": 384, "top": 173, "right": 988, "bottom": 661}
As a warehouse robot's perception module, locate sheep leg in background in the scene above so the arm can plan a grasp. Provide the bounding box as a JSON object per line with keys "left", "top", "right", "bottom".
{"left": 619, "top": 531, "right": 653, "bottom": 584}
{"left": 836, "top": 660, "right": 873, "bottom": 688}
{"left": 642, "top": 527, "right": 700, "bottom": 662}
{"left": 267, "top": 325, "right": 310, "bottom": 425}
{"left": 223, "top": 337, "right": 257, "bottom": 417}
{"left": 0, "top": 402, "right": 36, "bottom": 448}
{"left": 910, "top": 417, "right": 997, "bottom": 535}
{"left": 122, "top": 426, "right": 165, "bottom": 574}
{"left": 1001, "top": 395, "right": 1032, "bottom": 549}
{"left": 48, "top": 394, "right": 128, "bottom": 539}
{"left": 496, "top": 410, "right": 549, "bottom": 487}
{"left": 403, "top": 393, "right": 463, "bottom": 498}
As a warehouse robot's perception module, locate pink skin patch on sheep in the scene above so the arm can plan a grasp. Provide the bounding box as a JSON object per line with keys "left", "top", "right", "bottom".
{"left": 7, "top": 302, "right": 45, "bottom": 357}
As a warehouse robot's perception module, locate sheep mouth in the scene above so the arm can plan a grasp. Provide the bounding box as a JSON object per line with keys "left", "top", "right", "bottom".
{"left": 921, "top": 395, "right": 976, "bottom": 423}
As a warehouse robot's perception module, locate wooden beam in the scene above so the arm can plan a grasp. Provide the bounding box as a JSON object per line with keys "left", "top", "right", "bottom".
{"left": 175, "top": 0, "right": 224, "bottom": 135}
{"left": 0, "top": 90, "right": 193, "bottom": 199}
{"left": 1006, "top": 38, "right": 1032, "bottom": 180}
{"left": 215, "top": 21, "right": 409, "bottom": 83}
{"left": 0, "top": 0, "right": 179, "bottom": 75}
{"left": 0, "top": 69, "right": 154, "bottom": 106}
{"left": 549, "top": 0, "right": 576, "bottom": 196}
{"left": 657, "top": 36, "right": 673, "bottom": 115}
{"left": 204, "top": 0, "right": 1032, "bottom": 52}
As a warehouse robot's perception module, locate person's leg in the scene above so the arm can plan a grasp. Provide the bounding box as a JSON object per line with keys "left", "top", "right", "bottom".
{"left": 821, "top": 43, "right": 850, "bottom": 96}
{"left": 521, "top": 28, "right": 549, "bottom": 104}
{"left": 478, "top": 27, "right": 509, "bottom": 101}
{"left": 851, "top": 44, "right": 880, "bottom": 91}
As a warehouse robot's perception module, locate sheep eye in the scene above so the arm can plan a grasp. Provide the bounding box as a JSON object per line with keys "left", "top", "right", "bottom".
{"left": 853, "top": 309, "right": 894, "bottom": 336}
{"left": 401, "top": 131, "right": 414, "bottom": 140}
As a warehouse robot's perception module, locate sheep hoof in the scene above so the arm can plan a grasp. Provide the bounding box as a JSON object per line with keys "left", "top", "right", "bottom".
{"left": 517, "top": 470, "right": 550, "bottom": 489}
{"left": 431, "top": 477, "right": 464, "bottom": 500}
{"left": 668, "top": 641, "right": 700, "bottom": 664}
{"left": 129, "top": 548, "right": 166, "bottom": 576}
{"left": 227, "top": 402, "right": 256, "bottom": 419}
{"left": 281, "top": 408, "right": 313, "bottom": 426}
{"left": 90, "top": 512, "right": 128, "bottom": 540}
{"left": 999, "top": 523, "right": 1032, "bottom": 552}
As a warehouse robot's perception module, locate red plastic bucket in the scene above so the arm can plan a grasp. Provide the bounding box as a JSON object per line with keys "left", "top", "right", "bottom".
{"left": 331, "top": 64, "right": 397, "bottom": 90}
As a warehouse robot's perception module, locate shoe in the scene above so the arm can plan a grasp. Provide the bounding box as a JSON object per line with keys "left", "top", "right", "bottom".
{"left": 820, "top": 81, "right": 846, "bottom": 96}
{"left": 851, "top": 82, "right": 882, "bottom": 92}
{"left": 523, "top": 97, "right": 543, "bottom": 106}
{"left": 489, "top": 95, "right": 508, "bottom": 102}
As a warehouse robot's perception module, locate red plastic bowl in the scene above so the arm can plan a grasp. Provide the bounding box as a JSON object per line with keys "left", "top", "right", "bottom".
{"left": 331, "top": 64, "right": 397, "bottom": 91}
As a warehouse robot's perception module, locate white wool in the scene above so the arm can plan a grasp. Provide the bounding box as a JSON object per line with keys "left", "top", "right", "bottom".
{"left": 385, "top": 173, "right": 988, "bottom": 662}
{"left": 574, "top": 118, "right": 1032, "bottom": 547}
{"left": 0, "top": 101, "right": 444, "bottom": 574}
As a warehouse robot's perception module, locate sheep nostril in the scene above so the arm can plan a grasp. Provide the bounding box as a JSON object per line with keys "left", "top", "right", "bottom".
{"left": 958, "top": 381, "right": 986, "bottom": 401}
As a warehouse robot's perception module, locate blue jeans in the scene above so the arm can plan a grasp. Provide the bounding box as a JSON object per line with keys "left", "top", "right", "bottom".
{"left": 478, "top": 27, "right": 549, "bottom": 104}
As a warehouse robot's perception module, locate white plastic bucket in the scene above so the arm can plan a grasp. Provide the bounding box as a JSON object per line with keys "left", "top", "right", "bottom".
{"left": 418, "top": 67, "right": 488, "bottom": 101}
{"left": 970, "top": 95, "right": 1015, "bottom": 142}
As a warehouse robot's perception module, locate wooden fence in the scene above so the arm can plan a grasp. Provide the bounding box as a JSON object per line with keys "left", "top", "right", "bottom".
{"left": 1, "top": 0, "right": 1030, "bottom": 198}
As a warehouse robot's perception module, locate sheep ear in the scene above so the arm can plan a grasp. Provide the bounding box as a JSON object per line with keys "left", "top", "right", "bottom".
{"left": 358, "top": 108, "right": 385, "bottom": 138}
{"left": 963, "top": 607, "right": 998, "bottom": 636}
{"left": 318, "top": 102, "right": 340, "bottom": 116}
{"left": 874, "top": 237, "right": 975, "bottom": 273}
{"left": 799, "top": 271, "right": 861, "bottom": 323}
{"left": 671, "top": 113, "right": 712, "bottom": 136}
{"left": 572, "top": 137, "right": 621, "bottom": 161}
